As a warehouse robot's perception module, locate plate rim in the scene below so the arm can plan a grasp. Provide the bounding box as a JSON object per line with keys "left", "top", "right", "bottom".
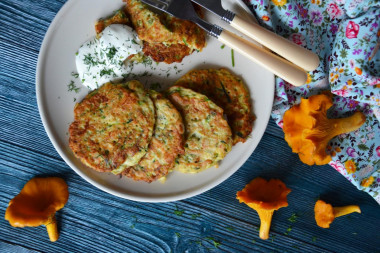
{"left": 36, "top": 0, "right": 274, "bottom": 202}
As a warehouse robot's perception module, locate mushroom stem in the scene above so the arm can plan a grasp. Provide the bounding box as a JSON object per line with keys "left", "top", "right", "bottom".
{"left": 330, "top": 112, "right": 366, "bottom": 138}
{"left": 45, "top": 215, "right": 59, "bottom": 242}
{"left": 256, "top": 209, "right": 274, "bottom": 240}
{"left": 333, "top": 205, "right": 361, "bottom": 218}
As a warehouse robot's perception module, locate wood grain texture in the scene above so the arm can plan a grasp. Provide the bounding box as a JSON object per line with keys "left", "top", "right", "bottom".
{"left": 0, "top": 0, "right": 379, "bottom": 252}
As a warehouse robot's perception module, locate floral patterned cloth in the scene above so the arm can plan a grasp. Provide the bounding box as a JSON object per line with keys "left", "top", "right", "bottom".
{"left": 244, "top": 0, "right": 380, "bottom": 203}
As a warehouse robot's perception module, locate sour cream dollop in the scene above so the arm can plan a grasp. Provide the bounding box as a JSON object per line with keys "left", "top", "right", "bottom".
{"left": 76, "top": 24, "right": 143, "bottom": 90}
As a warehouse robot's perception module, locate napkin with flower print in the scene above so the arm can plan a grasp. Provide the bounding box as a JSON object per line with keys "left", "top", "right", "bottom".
{"left": 243, "top": 0, "right": 379, "bottom": 203}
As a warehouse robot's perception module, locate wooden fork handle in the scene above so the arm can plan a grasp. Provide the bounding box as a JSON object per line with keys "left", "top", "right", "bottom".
{"left": 218, "top": 29, "right": 308, "bottom": 87}
{"left": 230, "top": 14, "right": 320, "bottom": 72}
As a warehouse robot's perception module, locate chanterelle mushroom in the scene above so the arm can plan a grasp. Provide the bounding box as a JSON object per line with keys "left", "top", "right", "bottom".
{"left": 283, "top": 93, "right": 366, "bottom": 165}
{"left": 5, "top": 177, "right": 69, "bottom": 242}
{"left": 314, "top": 200, "right": 361, "bottom": 228}
{"left": 237, "top": 177, "right": 291, "bottom": 239}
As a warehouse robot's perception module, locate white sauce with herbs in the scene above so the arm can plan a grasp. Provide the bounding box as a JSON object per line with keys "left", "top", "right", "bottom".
{"left": 76, "top": 24, "right": 143, "bottom": 90}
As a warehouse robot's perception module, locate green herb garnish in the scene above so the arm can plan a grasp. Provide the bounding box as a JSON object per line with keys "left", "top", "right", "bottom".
{"left": 83, "top": 53, "right": 97, "bottom": 67}
{"left": 204, "top": 237, "right": 221, "bottom": 248}
{"left": 106, "top": 46, "right": 117, "bottom": 59}
{"left": 174, "top": 205, "right": 184, "bottom": 216}
{"left": 284, "top": 226, "right": 292, "bottom": 235}
{"left": 100, "top": 68, "right": 115, "bottom": 77}
{"left": 71, "top": 72, "right": 79, "bottom": 78}
{"left": 68, "top": 80, "right": 80, "bottom": 93}
{"left": 288, "top": 213, "right": 299, "bottom": 223}
{"left": 231, "top": 49, "right": 235, "bottom": 67}
{"left": 191, "top": 213, "right": 201, "bottom": 219}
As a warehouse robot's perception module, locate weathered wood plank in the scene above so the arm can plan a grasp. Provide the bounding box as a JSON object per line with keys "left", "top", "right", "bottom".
{"left": 1, "top": 124, "right": 379, "bottom": 253}
{"left": 0, "top": 96, "right": 56, "bottom": 158}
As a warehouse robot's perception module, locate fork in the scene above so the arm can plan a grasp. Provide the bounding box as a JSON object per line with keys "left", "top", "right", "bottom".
{"left": 140, "top": 0, "right": 308, "bottom": 86}
{"left": 190, "top": 0, "right": 320, "bottom": 72}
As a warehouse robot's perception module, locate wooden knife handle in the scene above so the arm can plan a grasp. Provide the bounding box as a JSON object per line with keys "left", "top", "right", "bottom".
{"left": 230, "top": 14, "right": 320, "bottom": 72}
{"left": 218, "top": 29, "right": 308, "bottom": 87}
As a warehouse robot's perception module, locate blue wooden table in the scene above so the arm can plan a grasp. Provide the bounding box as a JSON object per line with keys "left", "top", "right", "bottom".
{"left": 1, "top": 0, "right": 379, "bottom": 252}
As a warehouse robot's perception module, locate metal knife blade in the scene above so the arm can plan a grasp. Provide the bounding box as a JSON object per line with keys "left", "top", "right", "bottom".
{"left": 190, "top": 0, "right": 235, "bottom": 22}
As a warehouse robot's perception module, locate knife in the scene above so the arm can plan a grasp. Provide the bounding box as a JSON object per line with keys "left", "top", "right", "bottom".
{"left": 190, "top": 0, "right": 320, "bottom": 72}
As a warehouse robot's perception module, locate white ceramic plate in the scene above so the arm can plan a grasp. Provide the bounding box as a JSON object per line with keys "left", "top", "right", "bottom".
{"left": 36, "top": 0, "right": 274, "bottom": 202}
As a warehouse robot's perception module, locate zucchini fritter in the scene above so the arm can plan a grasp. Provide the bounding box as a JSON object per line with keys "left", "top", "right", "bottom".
{"left": 123, "top": 90, "right": 185, "bottom": 182}
{"left": 124, "top": 0, "right": 206, "bottom": 63}
{"left": 69, "top": 81, "right": 155, "bottom": 174}
{"left": 167, "top": 86, "right": 232, "bottom": 173}
{"left": 142, "top": 42, "right": 191, "bottom": 64}
{"left": 95, "top": 9, "right": 130, "bottom": 36}
{"left": 174, "top": 68, "right": 255, "bottom": 144}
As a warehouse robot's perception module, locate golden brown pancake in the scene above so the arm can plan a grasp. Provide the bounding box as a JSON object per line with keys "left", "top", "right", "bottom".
{"left": 174, "top": 68, "right": 255, "bottom": 144}
{"left": 69, "top": 81, "right": 155, "bottom": 174}
{"left": 124, "top": 0, "right": 206, "bottom": 63}
{"left": 167, "top": 86, "right": 232, "bottom": 173}
{"left": 142, "top": 42, "right": 191, "bottom": 64}
{"left": 95, "top": 9, "right": 131, "bottom": 36}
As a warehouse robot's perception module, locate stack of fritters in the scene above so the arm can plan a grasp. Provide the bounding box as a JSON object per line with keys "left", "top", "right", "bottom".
{"left": 122, "top": 90, "right": 185, "bottom": 182}
{"left": 96, "top": 0, "right": 206, "bottom": 64}
{"left": 69, "top": 81, "right": 185, "bottom": 182}
{"left": 69, "top": 70, "right": 254, "bottom": 182}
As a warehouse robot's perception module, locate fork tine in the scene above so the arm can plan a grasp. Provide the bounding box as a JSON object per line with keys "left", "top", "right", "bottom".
{"left": 152, "top": 0, "right": 172, "bottom": 4}
{"left": 140, "top": 0, "right": 169, "bottom": 10}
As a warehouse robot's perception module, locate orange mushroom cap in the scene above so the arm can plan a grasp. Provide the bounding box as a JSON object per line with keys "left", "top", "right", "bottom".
{"left": 5, "top": 177, "right": 69, "bottom": 227}
{"left": 314, "top": 200, "right": 361, "bottom": 228}
{"left": 237, "top": 178, "right": 291, "bottom": 210}
{"left": 5, "top": 177, "right": 69, "bottom": 242}
{"left": 237, "top": 178, "right": 291, "bottom": 239}
{"left": 283, "top": 93, "right": 366, "bottom": 165}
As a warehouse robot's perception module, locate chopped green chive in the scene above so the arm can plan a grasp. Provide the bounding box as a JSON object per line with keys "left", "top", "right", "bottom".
{"left": 231, "top": 49, "right": 235, "bottom": 67}
{"left": 204, "top": 237, "right": 221, "bottom": 248}
{"left": 106, "top": 46, "right": 117, "bottom": 59}
{"left": 71, "top": 72, "right": 79, "bottom": 78}
{"left": 174, "top": 205, "right": 184, "bottom": 216}
{"left": 191, "top": 213, "right": 201, "bottom": 219}
{"left": 284, "top": 226, "right": 292, "bottom": 235}
{"left": 68, "top": 80, "right": 80, "bottom": 93}
{"left": 288, "top": 213, "right": 299, "bottom": 223}
{"left": 226, "top": 226, "right": 234, "bottom": 231}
